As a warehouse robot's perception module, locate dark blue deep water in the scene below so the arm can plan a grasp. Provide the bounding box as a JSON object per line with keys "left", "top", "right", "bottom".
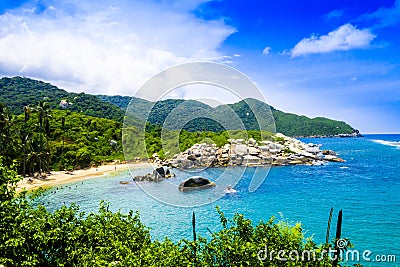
{"left": 34, "top": 135, "right": 400, "bottom": 266}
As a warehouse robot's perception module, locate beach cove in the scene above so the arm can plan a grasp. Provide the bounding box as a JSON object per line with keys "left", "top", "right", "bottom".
{"left": 31, "top": 135, "right": 400, "bottom": 266}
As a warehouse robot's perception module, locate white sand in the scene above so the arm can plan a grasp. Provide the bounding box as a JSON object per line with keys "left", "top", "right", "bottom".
{"left": 16, "top": 163, "right": 151, "bottom": 193}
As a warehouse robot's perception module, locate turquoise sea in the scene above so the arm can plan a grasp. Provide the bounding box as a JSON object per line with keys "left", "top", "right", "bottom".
{"left": 34, "top": 134, "right": 400, "bottom": 266}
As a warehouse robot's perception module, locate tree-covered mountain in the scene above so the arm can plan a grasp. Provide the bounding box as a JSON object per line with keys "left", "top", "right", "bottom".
{"left": 1, "top": 76, "right": 359, "bottom": 136}
{"left": 0, "top": 77, "right": 123, "bottom": 121}
{"left": 103, "top": 95, "right": 358, "bottom": 136}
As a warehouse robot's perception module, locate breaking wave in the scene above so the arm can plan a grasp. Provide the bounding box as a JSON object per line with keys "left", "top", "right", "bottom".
{"left": 371, "top": 139, "right": 400, "bottom": 148}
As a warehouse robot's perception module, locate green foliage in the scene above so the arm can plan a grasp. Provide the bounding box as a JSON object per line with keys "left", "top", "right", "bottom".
{"left": 0, "top": 77, "right": 124, "bottom": 121}
{"left": 0, "top": 158, "right": 21, "bottom": 201}
{"left": 197, "top": 207, "right": 333, "bottom": 266}
{"left": 44, "top": 110, "right": 124, "bottom": 170}
{"left": 124, "top": 96, "right": 356, "bottom": 136}
{"left": 273, "top": 110, "right": 354, "bottom": 137}
{"left": 97, "top": 95, "right": 134, "bottom": 110}
{"left": 98, "top": 95, "right": 146, "bottom": 111}
{"left": 0, "top": 103, "right": 20, "bottom": 167}
{"left": 2, "top": 103, "right": 124, "bottom": 173}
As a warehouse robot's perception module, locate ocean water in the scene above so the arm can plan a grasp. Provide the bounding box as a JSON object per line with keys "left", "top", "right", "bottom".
{"left": 33, "top": 134, "right": 400, "bottom": 266}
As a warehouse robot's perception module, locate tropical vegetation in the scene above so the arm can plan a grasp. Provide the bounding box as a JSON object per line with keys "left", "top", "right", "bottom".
{"left": 0, "top": 101, "right": 124, "bottom": 175}
{"left": 0, "top": 77, "right": 123, "bottom": 121}
{"left": 102, "top": 94, "right": 357, "bottom": 136}
{"left": 1, "top": 76, "right": 358, "bottom": 137}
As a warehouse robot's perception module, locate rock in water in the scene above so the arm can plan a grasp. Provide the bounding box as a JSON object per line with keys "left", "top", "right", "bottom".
{"left": 154, "top": 167, "right": 166, "bottom": 177}
{"left": 134, "top": 167, "right": 174, "bottom": 182}
{"left": 178, "top": 176, "right": 216, "bottom": 191}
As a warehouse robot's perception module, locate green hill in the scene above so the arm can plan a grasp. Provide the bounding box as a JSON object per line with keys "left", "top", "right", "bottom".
{"left": 102, "top": 95, "right": 357, "bottom": 136}
{"left": 1, "top": 76, "right": 359, "bottom": 136}
{"left": 0, "top": 77, "right": 124, "bottom": 121}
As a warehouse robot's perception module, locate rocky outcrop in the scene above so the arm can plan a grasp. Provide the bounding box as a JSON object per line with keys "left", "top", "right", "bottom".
{"left": 296, "top": 130, "right": 363, "bottom": 138}
{"left": 178, "top": 176, "right": 216, "bottom": 191}
{"left": 133, "top": 166, "right": 175, "bottom": 182}
{"left": 163, "top": 133, "right": 345, "bottom": 169}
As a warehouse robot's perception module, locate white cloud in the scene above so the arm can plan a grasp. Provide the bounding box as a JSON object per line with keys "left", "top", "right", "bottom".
{"left": 262, "top": 46, "right": 271, "bottom": 55}
{"left": 0, "top": 0, "right": 235, "bottom": 95}
{"left": 290, "top": 24, "right": 376, "bottom": 58}
{"left": 323, "top": 9, "right": 344, "bottom": 21}
{"left": 360, "top": 0, "right": 400, "bottom": 29}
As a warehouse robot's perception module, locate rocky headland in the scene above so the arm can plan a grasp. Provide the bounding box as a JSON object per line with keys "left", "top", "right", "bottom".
{"left": 295, "top": 130, "right": 363, "bottom": 138}
{"left": 158, "top": 133, "right": 345, "bottom": 169}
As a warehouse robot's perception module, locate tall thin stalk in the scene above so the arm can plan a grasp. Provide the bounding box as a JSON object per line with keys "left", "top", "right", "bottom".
{"left": 333, "top": 209, "right": 343, "bottom": 267}
{"left": 325, "top": 207, "right": 334, "bottom": 245}
{"left": 192, "top": 211, "right": 197, "bottom": 265}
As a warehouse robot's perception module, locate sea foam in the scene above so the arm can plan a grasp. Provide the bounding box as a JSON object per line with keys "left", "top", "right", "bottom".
{"left": 371, "top": 139, "right": 400, "bottom": 148}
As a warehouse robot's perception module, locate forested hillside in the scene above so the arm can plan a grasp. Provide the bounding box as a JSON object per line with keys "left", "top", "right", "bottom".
{"left": 0, "top": 101, "right": 124, "bottom": 174}
{"left": 1, "top": 76, "right": 359, "bottom": 137}
{"left": 0, "top": 77, "right": 123, "bottom": 121}
{"left": 104, "top": 95, "right": 357, "bottom": 136}
{"left": 1, "top": 99, "right": 263, "bottom": 173}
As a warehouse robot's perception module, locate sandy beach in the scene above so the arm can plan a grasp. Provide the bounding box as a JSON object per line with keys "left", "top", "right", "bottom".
{"left": 16, "top": 163, "right": 152, "bottom": 193}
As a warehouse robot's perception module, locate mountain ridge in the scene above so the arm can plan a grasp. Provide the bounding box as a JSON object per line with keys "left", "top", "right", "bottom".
{"left": 1, "top": 76, "right": 359, "bottom": 136}
{"left": 102, "top": 95, "right": 359, "bottom": 136}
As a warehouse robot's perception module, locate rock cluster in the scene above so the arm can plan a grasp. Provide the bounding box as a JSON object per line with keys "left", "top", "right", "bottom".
{"left": 133, "top": 166, "right": 175, "bottom": 182}
{"left": 163, "top": 133, "right": 345, "bottom": 169}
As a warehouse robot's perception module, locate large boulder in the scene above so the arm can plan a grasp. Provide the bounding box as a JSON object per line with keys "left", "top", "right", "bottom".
{"left": 258, "top": 145, "right": 270, "bottom": 152}
{"left": 154, "top": 166, "right": 167, "bottom": 177}
{"left": 242, "top": 155, "right": 261, "bottom": 165}
{"left": 248, "top": 138, "right": 257, "bottom": 146}
{"left": 178, "top": 176, "right": 216, "bottom": 191}
{"left": 305, "top": 147, "right": 320, "bottom": 154}
{"left": 180, "top": 159, "right": 195, "bottom": 169}
{"left": 235, "top": 144, "right": 248, "bottom": 156}
{"left": 248, "top": 146, "right": 261, "bottom": 155}
{"left": 324, "top": 155, "right": 346, "bottom": 162}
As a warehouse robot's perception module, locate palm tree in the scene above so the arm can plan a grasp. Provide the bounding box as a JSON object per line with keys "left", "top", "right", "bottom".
{"left": 36, "top": 101, "right": 52, "bottom": 136}
{"left": 61, "top": 116, "right": 65, "bottom": 171}
{"left": 34, "top": 101, "right": 52, "bottom": 174}
{"left": 21, "top": 105, "right": 32, "bottom": 177}
{"left": 0, "top": 103, "right": 16, "bottom": 166}
{"left": 0, "top": 103, "right": 10, "bottom": 134}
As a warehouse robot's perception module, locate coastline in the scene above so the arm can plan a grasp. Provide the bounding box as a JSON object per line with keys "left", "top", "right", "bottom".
{"left": 15, "top": 163, "right": 150, "bottom": 193}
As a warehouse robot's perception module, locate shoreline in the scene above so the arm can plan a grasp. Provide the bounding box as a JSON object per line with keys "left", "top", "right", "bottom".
{"left": 15, "top": 163, "right": 151, "bottom": 193}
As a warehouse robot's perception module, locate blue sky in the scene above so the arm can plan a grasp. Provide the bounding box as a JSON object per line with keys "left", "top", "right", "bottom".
{"left": 0, "top": 0, "right": 399, "bottom": 133}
